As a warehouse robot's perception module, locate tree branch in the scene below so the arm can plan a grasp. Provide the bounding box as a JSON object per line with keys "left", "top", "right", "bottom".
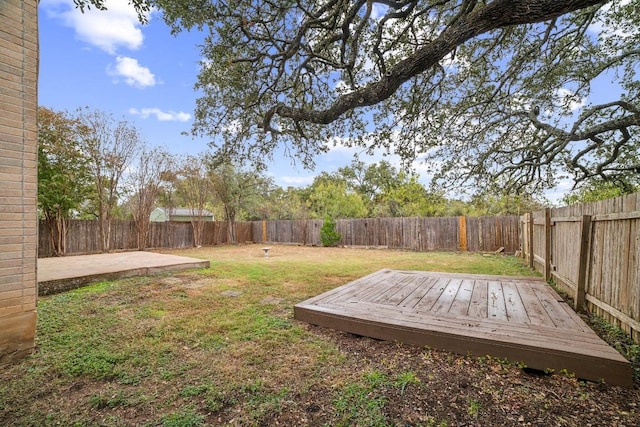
{"left": 262, "top": 0, "right": 607, "bottom": 129}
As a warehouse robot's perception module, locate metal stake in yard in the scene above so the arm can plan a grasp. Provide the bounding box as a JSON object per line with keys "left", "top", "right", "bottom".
{"left": 262, "top": 247, "right": 271, "bottom": 258}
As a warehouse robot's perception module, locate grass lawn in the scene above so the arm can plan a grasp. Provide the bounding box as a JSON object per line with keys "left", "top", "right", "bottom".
{"left": 1, "top": 245, "right": 638, "bottom": 426}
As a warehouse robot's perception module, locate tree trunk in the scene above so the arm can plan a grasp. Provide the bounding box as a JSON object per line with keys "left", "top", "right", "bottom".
{"left": 99, "top": 216, "right": 112, "bottom": 253}
{"left": 191, "top": 218, "right": 205, "bottom": 247}
{"left": 134, "top": 215, "right": 149, "bottom": 250}
{"left": 225, "top": 206, "right": 237, "bottom": 244}
{"left": 45, "top": 209, "right": 68, "bottom": 257}
{"left": 226, "top": 217, "right": 237, "bottom": 244}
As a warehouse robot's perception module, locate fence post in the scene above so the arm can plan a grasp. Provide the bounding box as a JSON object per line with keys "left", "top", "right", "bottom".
{"left": 544, "top": 208, "right": 551, "bottom": 281}
{"left": 262, "top": 220, "right": 267, "bottom": 243}
{"left": 574, "top": 214, "right": 592, "bottom": 312}
{"left": 458, "top": 216, "right": 467, "bottom": 251}
{"left": 519, "top": 215, "right": 524, "bottom": 259}
{"left": 528, "top": 212, "right": 534, "bottom": 268}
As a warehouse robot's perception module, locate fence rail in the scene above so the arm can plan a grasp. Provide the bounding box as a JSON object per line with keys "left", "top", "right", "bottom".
{"left": 521, "top": 192, "right": 640, "bottom": 342}
{"left": 39, "top": 215, "right": 520, "bottom": 257}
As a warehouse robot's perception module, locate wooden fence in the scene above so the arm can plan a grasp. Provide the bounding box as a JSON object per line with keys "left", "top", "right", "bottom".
{"left": 252, "top": 216, "right": 520, "bottom": 252}
{"left": 38, "top": 220, "right": 253, "bottom": 257}
{"left": 521, "top": 193, "right": 640, "bottom": 342}
{"left": 40, "top": 215, "right": 519, "bottom": 257}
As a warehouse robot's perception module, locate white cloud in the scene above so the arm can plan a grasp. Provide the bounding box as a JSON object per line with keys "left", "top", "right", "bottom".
{"left": 108, "top": 56, "right": 156, "bottom": 87}
{"left": 40, "top": 0, "right": 147, "bottom": 54}
{"left": 278, "top": 175, "right": 315, "bottom": 187}
{"left": 556, "top": 88, "right": 586, "bottom": 111}
{"left": 129, "top": 107, "right": 191, "bottom": 122}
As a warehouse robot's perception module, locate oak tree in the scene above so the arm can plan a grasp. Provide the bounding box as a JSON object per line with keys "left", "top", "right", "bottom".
{"left": 174, "top": 0, "right": 630, "bottom": 194}
{"left": 208, "top": 161, "right": 271, "bottom": 243}
{"left": 304, "top": 173, "right": 368, "bottom": 219}
{"left": 77, "top": 0, "right": 638, "bottom": 194}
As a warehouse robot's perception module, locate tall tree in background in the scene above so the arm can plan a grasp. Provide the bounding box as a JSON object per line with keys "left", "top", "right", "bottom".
{"left": 379, "top": 175, "right": 447, "bottom": 217}
{"left": 562, "top": 179, "right": 640, "bottom": 205}
{"left": 37, "top": 107, "right": 92, "bottom": 256}
{"left": 337, "top": 160, "right": 415, "bottom": 216}
{"left": 126, "top": 146, "right": 174, "bottom": 250}
{"left": 334, "top": 160, "right": 449, "bottom": 217}
{"left": 338, "top": 161, "right": 402, "bottom": 206}
{"left": 257, "top": 186, "right": 310, "bottom": 220}
{"left": 80, "top": 109, "right": 142, "bottom": 252}
{"left": 208, "top": 161, "right": 270, "bottom": 243}
{"left": 305, "top": 173, "right": 368, "bottom": 219}
{"left": 174, "top": 155, "right": 213, "bottom": 247}
{"left": 467, "top": 192, "right": 547, "bottom": 216}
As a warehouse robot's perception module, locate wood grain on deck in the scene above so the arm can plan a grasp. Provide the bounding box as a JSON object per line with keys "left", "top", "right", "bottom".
{"left": 294, "top": 269, "right": 632, "bottom": 387}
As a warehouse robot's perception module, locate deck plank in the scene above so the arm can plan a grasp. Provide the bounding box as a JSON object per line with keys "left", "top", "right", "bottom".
{"left": 412, "top": 277, "right": 449, "bottom": 311}
{"left": 432, "top": 279, "right": 462, "bottom": 314}
{"left": 530, "top": 283, "right": 585, "bottom": 332}
{"left": 383, "top": 275, "right": 432, "bottom": 306}
{"left": 324, "top": 269, "right": 392, "bottom": 304}
{"left": 311, "top": 300, "right": 618, "bottom": 354}
{"left": 448, "top": 279, "right": 474, "bottom": 316}
{"left": 369, "top": 273, "right": 419, "bottom": 305}
{"left": 487, "top": 281, "right": 507, "bottom": 321}
{"left": 294, "top": 269, "right": 633, "bottom": 387}
{"left": 516, "top": 282, "right": 556, "bottom": 327}
{"left": 399, "top": 276, "right": 439, "bottom": 308}
{"left": 308, "top": 277, "right": 367, "bottom": 304}
{"left": 502, "top": 281, "right": 530, "bottom": 323}
{"left": 468, "top": 280, "right": 488, "bottom": 318}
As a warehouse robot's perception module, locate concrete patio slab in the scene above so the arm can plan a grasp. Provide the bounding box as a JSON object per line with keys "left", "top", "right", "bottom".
{"left": 38, "top": 251, "right": 210, "bottom": 295}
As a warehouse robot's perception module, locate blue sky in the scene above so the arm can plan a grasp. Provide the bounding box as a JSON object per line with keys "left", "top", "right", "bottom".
{"left": 38, "top": 0, "right": 359, "bottom": 188}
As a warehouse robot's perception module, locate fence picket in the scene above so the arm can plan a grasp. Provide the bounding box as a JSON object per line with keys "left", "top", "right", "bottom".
{"left": 40, "top": 215, "right": 520, "bottom": 256}
{"left": 521, "top": 192, "right": 640, "bottom": 342}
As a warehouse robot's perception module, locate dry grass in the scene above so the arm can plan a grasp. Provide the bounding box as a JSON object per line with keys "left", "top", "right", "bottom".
{"left": 1, "top": 245, "right": 638, "bottom": 426}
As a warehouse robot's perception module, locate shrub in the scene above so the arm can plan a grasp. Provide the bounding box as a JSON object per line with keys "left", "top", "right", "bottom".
{"left": 320, "top": 216, "right": 341, "bottom": 247}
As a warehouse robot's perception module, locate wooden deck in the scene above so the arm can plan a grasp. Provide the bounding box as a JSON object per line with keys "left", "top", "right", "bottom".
{"left": 294, "top": 269, "right": 632, "bottom": 387}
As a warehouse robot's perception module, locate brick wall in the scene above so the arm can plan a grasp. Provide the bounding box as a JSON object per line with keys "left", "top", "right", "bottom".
{"left": 0, "top": 0, "right": 38, "bottom": 364}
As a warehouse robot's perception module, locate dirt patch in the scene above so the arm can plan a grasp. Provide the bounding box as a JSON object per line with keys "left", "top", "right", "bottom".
{"left": 269, "top": 326, "right": 640, "bottom": 426}
{"left": 260, "top": 296, "right": 283, "bottom": 305}
{"left": 220, "top": 290, "right": 243, "bottom": 297}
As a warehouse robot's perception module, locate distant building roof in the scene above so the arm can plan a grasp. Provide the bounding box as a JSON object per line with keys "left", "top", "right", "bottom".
{"left": 159, "top": 207, "right": 214, "bottom": 217}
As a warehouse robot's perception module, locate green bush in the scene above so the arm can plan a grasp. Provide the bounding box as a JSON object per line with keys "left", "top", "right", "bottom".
{"left": 320, "top": 216, "right": 341, "bottom": 247}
